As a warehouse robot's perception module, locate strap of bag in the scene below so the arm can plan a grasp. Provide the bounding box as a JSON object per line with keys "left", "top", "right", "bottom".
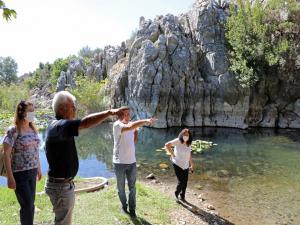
{"left": 11, "top": 126, "right": 19, "bottom": 154}
{"left": 0, "top": 126, "right": 18, "bottom": 176}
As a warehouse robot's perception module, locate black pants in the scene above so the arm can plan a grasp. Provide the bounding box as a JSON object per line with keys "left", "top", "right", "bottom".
{"left": 13, "top": 168, "right": 37, "bottom": 225}
{"left": 173, "top": 163, "right": 189, "bottom": 199}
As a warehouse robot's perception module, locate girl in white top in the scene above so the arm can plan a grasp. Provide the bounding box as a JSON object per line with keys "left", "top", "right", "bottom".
{"left": 165, "top": 128, "right": 194, "bottom": 201}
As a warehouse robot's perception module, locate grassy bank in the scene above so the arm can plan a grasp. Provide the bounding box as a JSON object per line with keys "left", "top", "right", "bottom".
{"left": 0, "top": 178, "right": 178, "bottom": 225}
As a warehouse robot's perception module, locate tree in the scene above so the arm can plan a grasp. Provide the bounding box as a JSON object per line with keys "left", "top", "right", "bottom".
{"left": 0, "top": 0, "right": 16, "bottom": 21}
{"left": 225, "top": 0, "right": 300, "bottom": 87}
{"left": 78, "top": 46, "right": 93, "bottom": 58}
{"left": 0, "top": 56, "right": 18, "bottom": 85}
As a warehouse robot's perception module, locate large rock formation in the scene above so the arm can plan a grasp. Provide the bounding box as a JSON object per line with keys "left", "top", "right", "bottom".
{"left": 109, "top": 0, "right": 300, "bottom": 129}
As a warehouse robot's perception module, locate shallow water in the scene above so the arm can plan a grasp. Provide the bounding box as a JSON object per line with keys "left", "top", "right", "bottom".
{"left": 1, "top": 124, "right": 299, "bottom": 224}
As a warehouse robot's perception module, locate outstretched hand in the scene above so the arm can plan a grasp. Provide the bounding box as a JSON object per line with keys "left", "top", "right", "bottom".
{"left": 147, "top": 118, "right": 157, "bottom": 125}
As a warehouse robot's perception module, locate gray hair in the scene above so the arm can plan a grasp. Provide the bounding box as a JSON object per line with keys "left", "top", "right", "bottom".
{"left": 52, "top": 91, "right": 76, "bottom": 115}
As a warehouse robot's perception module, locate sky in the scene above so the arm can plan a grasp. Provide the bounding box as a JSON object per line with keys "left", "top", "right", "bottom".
{"left": 0, "top": 0, "right": 195, "bottom": 76}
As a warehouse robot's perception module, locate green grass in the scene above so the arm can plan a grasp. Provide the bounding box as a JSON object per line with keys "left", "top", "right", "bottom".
{"left": 0, "top": 178, "right": 178, "bottom": 225}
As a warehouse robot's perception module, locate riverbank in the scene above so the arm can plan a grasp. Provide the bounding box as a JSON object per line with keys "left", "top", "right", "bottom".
{"left": 0, "top": 176, "right": 235, "bottom": 225}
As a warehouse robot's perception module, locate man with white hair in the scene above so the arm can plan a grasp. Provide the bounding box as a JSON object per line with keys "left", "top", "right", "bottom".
{"left": 45, "top": 90, "right": 127, "bottom": 225}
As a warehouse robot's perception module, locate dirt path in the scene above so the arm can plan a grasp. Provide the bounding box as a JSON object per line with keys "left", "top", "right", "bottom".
{"left": 141, "top": 177, "right": 235, "bottom": 225}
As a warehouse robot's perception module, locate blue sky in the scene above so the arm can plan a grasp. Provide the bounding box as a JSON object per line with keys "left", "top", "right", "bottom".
{"left": 0, "top": 0, "right": 195, "bottom": 75}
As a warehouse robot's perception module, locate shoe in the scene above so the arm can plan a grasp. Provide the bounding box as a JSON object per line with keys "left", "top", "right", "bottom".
{"left": 129, "top": 210, "right": 137, "bottom": 218}
{"left": 120, "top": 206, "right": 128, "bottom": 214}
{"left": 175, "top": 194, "right": 180, "bottom": 203}
{"left": 179, "top": 195, "right": 186, "bottom": 202}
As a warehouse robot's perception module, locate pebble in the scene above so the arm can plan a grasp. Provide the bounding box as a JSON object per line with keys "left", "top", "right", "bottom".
{"left": 159, "top": 163, "right": 169, "bottom": 169}
{"left": 206, "top": 204, "right": 215, "bottom": 210}
{"left": 195, "top": 184, "right": 203, "bottom": 190}
{"left": 146, "top": 173, "right": 155, "bottom": 179}
{"left": 151, "top": 179, "right": 160, "bottom": 184}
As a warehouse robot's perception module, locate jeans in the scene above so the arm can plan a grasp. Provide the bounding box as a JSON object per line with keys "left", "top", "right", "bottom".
{"left": 114, "top": 163, "right": 136, "bottom": 212}
{"left": 45, "top": 179, "right": 75, "bottom": 225}
{"left": 173, "top": 163, "right": 189, "bottom": 199}
{"left": 13, "top": 168, "right": 37, "bottom": 225}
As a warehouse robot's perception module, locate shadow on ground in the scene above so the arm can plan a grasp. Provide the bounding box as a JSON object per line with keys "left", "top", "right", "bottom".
{"left": 130, "top": 217, "right": 152, "bottom": 225}
{"left": 178, "top": 199, "right": 235, "bottom": 225}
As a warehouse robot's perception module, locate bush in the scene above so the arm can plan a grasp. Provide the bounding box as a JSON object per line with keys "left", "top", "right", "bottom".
{"left": 0, "top": 83, "right": 29, "bottom": 112}
{"left": 225, "top": 0, "right": 300, "bottom": 87}
{"left": 68, "top": 77, "right": 110, "bottom": 115}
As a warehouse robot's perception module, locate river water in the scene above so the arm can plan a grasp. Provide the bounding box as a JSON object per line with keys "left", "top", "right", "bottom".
{"left": 1, "top": 123, "right": 299, "bottom": 225}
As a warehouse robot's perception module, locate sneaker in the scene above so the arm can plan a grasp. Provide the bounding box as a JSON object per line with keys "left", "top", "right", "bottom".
{"left": 129, "top": 210, "right": 137, "bottom": 218}
{"left": 120, "top": 206, "right": 128, "bottom": 214}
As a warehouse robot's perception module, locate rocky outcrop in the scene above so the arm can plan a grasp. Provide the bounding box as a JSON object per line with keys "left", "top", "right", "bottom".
{"left": 108, "top": 0, "right": 300, "bottom": 129}
{"left": 56, "top": 43, "right": 127, "bottom": 92}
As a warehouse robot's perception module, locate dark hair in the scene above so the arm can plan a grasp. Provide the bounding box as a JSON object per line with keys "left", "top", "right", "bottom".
{"left": 14, "top": 100, "right": 37, "bottom": 133}
{"left": 178, "top": 128, "right": 193, "bottom": 146}
{"left": 117, "top": 106, "right": 130, "bottom": 119}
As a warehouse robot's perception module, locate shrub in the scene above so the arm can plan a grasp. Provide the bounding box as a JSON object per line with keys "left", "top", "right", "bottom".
{"left": 0, "top": 83, "right": 29, "bottom": 112}
{"left": 225, "top": 0, "right": 300, "bottom": 87}
{"left": 68, "top": 77, "right": 110, "bottom": 115}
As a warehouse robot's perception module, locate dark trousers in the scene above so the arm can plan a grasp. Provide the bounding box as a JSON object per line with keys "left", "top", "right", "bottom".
{"left": 173, "top": 163, "right": 189, "bottom": 199}
{"left": 13, "top": 168, "right": 37, "bottom": 225}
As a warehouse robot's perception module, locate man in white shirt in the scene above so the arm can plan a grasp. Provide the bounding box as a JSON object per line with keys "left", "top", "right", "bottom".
{"left": 113, "top": 108, "right": 156, "bottom": 218}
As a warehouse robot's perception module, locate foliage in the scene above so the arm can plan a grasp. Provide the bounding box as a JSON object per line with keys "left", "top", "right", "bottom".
{"left": 24, "top": 63, "right": 51, "bottom": 89}
{"left": 0, "top": 0, "right": 16, "bottom": 21}
{"left": 78, "top": 45, "right": 93, "bottom": 58}
{"left": 69, "top": 77, "right": 110, "bottom": 115}
{"left": 0, "top": 84, "right": 30, "bottom": 134}
{"left": 0, "top": 83, "right": 29, "bottom": 112}
{"left": 0, "top": 56, "right": 18, "bottom": 85}
{"left": 225, "top": 0, "right": 300, "bottom": 87}
{"left": 78, "top": 46, "right": 104, "bottom": 59}
{"left": 23, "top": 44, "right": 106, "bottom": 91}
{"left": 24, "top": 55, "right": 77, "bottom": 90}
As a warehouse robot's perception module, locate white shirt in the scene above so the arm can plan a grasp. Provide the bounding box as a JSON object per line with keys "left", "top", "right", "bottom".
{"left": 113, "top": 120, "right": 136, "bottom": 164}
{"left": 169, "top": 138, "right": 191, "bottom": 169}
